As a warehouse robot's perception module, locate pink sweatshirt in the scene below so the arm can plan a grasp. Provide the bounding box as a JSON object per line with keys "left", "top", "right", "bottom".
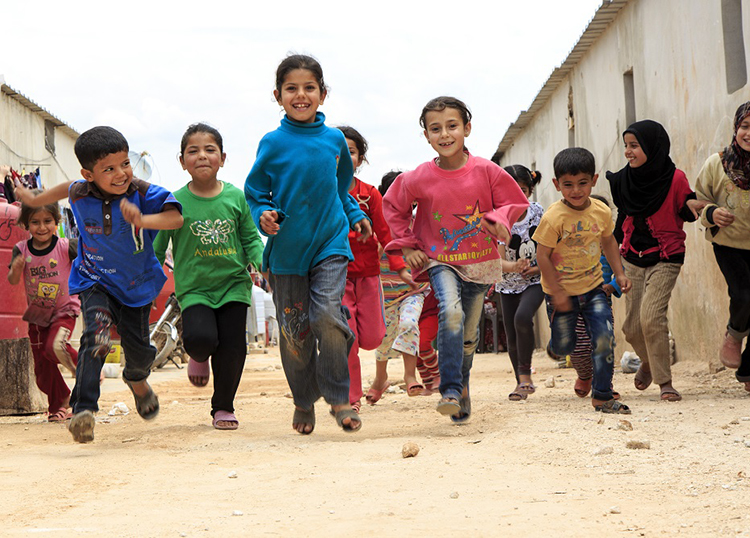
{"left": 383, "top": 154, "right": 528, "bottom": 269}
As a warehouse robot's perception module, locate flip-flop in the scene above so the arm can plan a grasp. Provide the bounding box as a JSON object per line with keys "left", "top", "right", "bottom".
{"left": 293, "top": 405, "right": 315, "bottom": 434}
{"left": 594, "top": 399, "right": 631, "bottom": 414}
{"left": 451, "top": 394, "right": 471, "bottom": 423}
{"left": 436, "top": 397, "right": 461, "bottom": 416}
{"left": 508, "top": 386, "right": 527, "bottom": 401}
{"left": 660, "top": 388, "right": 682, "bottom": 402}
{"left": 187, "top": 358, "right": 210, "bottom": 387}
{"left": 212, "top": 410, "right": 239, "bottom": 430}
{"left": 48, "top": 408, "right": 72, "bottom": 422}
{"left": 634, "top": 366, "right": 652, "bottom": 391}
{"left": 421, "top": 376, "right": 441, "bottom": 396}
{"left": 334, "top": 408, "right": 362, "bottom": 432}
{"left": 365, "top": 379, "right": 389, "bottom": 405}
{"left": 407, "top": 382, "right": 424, "bottom": 397}
{"left": 574, "top": 377, "right": 592, "bottom": 398}
{"left": 518, "top": 382, "right": 536, "bottom": 395}
{"left": 68, "top": 410, "right": 95, "bottom": 443}
{"left": 123, "top": 378, "right": 160, "bottom": 420}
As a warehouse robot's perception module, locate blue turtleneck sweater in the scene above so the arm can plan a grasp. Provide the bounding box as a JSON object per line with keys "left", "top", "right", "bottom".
{"left": 245, "top": 112, "right": 367, "bottom": 275}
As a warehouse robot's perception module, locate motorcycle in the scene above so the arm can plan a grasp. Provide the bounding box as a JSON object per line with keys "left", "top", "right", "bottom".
{"left": 149, "top": 293, "right": 186, "bottom": 370}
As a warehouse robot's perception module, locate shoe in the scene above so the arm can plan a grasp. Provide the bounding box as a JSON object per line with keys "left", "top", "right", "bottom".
{"left": 594, "top": 399, "right": 631, "bottom": 414}
{"left": 720, "top": 332, "right": 742, "bottom": 369}
{"left": 68, "top": 410, "right": 95, "bottom": 443}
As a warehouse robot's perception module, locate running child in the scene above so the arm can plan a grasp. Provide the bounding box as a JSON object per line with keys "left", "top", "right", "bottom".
{"left": 154, "top": 123, "right": 263, "bottom": 430}
{"left": 15, "top": 126, "right": 183, "bottom": 442}
{"left": 534, "top": 147, "right": 632, "bottom": 414}
{"left": 245, "top": 54, "right": 372, "bottom": 434}
{"left": 695, "top": 101, "right": 750, "bottom": 390}
{"left": 383, "top": 96, "right": 528, "bottom": 422}
{"left": 338, "top": 127, "right": 406, "bottom": 412}
{"left": 494, "top": 165, "right": 544, "bottom": 402}
{"left": 7, "top": 196, "right": 80, "bottom": 422}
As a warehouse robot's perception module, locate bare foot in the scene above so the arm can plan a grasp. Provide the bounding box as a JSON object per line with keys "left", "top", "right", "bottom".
{"left": 293, "top": 406, "right": 315, "bottom": 434}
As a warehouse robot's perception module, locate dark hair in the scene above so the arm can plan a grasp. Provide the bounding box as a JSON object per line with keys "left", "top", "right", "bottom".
{"left": 275, "top": 54, "right": 327, "bottom": 94}
{"left": 74, "top": 126, "right": 129, "bottom": 171}
{"left": 180, "top": 123, "right": 223, "bottom": 155}
{"left": 590, "top": 194, "right": 610, "bottom": 207}
{"left": 419, "top": 96, "right": 472, "bottom": 129}
{"left": 504, "top": 164, "right": 542, "bottom": 194}
{"left": 378, "top": 170, "right": 403, "bottom": 197}
{"left": 18, "top": 190, "right": 61, "bottom": 228}
{"left": 553, "top": 147, "right": 595, "bottom": 178}
{"left": 337, "top": 126, "right": 368, "bottom": 165}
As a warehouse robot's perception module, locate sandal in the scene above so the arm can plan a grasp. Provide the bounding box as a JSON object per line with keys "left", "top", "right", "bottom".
{"left": 422, "top": 376, "right": 440, "bottom": 396}
{"left": 123, "top": 378, "right": 160, "bottom": 420}
{"left": 212, "top": 410, "right": 239, "bottom": 430}
{"left": 660, "top": 388, "right": 682, "bottom": 402}
{"left": 594, "top": 399, "right": 631, "bottom": 414}
{"left": 334, "top": 408, "right": 362, "bottom": 432}
{"left": 436, "top": 397, "right": 461, "bottom": 416}
{"left": 351, "top": 400, "right": 361, "bottom": 414}
{"left": 634, "top": 366, "right": 652, "bottom": 391}
{"left": 187, "top": 358, "right": 210, "bottom": 388}
{"left": 48, "top": 408, "right": 72, "bottom": 422}
{"left": 574, "top": 378, "right": 592, "bottom": 398}
{"left": 365, "top": 378, "right": 389, "bottom": 405}
{"left": 508, "top": 387, "right": 527, "bottom": 401}
{"left": 451, "top": 394, "right": 471, "bottom": 423}
{"left": 407, "top": 382, "right": 424, "bottom": 397}
{"left": 292, "top": 405, "right": 315, "bottom": 435}
{"left": 518, "top": 382, "right": 536, "bottom": 395}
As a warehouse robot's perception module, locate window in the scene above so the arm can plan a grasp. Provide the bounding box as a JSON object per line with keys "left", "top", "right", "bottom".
{"left": 44, "top": 120, "right": 55, "bottom": 154}
{"left": 623, "top": 69, "right": 636, "bottom": 126}
{"left": 722, "top": 0, "right": 747, "bottom": 94}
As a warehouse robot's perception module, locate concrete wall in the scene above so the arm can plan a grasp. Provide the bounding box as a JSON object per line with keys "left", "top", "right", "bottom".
{"left": 498, "top": 0, "right": 750, "bottom": 366}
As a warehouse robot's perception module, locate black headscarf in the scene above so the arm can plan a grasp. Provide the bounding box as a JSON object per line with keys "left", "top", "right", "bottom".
{"left": 721, "top": 101, "right": 750, "bottom": 190}
{"left": 606, "top": 120, "right": 676, "bottom": 218}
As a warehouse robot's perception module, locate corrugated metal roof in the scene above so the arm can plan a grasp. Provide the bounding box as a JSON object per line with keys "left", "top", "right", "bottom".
{"left": 494, "top": 0, "right": 630, "bottom": 160}
{"left": 1, "top": 79, "right": 79, "bottom": 139}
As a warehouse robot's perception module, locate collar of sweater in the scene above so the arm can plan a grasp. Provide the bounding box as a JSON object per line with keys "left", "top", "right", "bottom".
{"left": 279, "top": 112, "right": 326, "bottom": 135}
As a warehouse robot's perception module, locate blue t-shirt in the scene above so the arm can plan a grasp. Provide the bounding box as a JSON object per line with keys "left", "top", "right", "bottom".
{"left": 244, "top": 112, "right": 367, "bottom": 275}
{"left": 68, "top": 178, "right": 181, "bottom": 307}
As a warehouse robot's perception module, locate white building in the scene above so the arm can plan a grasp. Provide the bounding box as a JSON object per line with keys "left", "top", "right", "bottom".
{"left": 494, "top": 0, "right": 750, "bottom": 366}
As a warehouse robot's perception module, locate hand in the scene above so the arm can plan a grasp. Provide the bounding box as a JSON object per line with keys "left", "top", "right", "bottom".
{"left": 120, "top": 199, "right": 143, "bottom": 226}
{"left": 602, "top": 283, "right": 615, "bottom": 297}
{"left": 403, "top": 247, "right": 428, "bottom": 272}
{"left": 521, "top": 265, "right": 540, "bottom": 277}
{"left": 480, "top": 217, "right": 510, "bottom": 244}
{"left": 354, "top": 218, "right": 372, "bottom": 243}
{"left": 397, "top": 267, "right": 419, "bottom": 290}
{"left": 551, "top": 289, "right": 572, "bottom": 312}
{"left": 0, "top": 165, "right": 10, "bottom": 178}
{"left": 616, "top": 274, "right": 631, "bottom": 294}
{"left": 10, "top": 254, "right": 25, "bottom": 273}
{"left": 513, "top": 258, "right": 530, "bottom": 273}
{"left": 260, "top": 210, "right": 280, "bottom": 235}
{"left": 713, "top": 207, "right": 735, "bottom": 228}
{"left": 13, "top": 183, "right": 36, "bottom": 206}
{"left": 686, "top": 199, "right": 709, "bottom": 219}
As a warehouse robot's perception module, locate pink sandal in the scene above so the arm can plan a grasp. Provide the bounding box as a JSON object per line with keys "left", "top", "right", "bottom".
{"left": 187, "top": 358, "right": 210, "bottom": 387}
{"left": 365, "top": 379, "right": 389, "bottom": 405}
{"left": 212, "top": 410, "right": 239, "bottom": 430}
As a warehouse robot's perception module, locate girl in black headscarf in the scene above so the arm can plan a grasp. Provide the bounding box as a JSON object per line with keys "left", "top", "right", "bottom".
{"left": 607, "top": 120, "right": 706, "bottom": 402}
{"left": 695, "top": 102, "right": 750, "bottom": 391}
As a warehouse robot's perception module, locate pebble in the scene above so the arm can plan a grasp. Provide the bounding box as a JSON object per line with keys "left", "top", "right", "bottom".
{"left": 180, "top": 533, "right": 187, "bottom": 537}
{"left": 742, "top": 417, "right": 750, "bottom": 422}
{"left": 232, "top": 510, "right": 243, "bottom": 516}
{"left": 544, "top": 376, "right": 555, "bottom": 388}
{"left": 593, "top": 445, "right": 614, "bottom": 456}
{"left": 744, "top": 440, "right": 750, "bottom": 448}
{"left": 450, "top": 492, "right": 459, "bottom": 499}
{"left": 402, "top": 442, "right": 420, "bottom": 458}
{"left": 617, "top": 420, "right": 633, "bottom": 431}
{"left": 626, "top": 439, "right": 651, "bottom": 450}
{"left": 609, "top": 506, "right": 621, "bottom": 514}
{"left": 228, "top": 471, "right": 238, "bottom": 478}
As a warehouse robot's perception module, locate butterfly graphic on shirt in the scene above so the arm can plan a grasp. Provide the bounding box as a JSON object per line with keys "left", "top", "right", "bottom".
{"left": 190, "top": 219, "right": 236, "bottom": 245}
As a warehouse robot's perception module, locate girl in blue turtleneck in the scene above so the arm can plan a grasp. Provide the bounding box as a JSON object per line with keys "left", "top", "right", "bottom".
{"left": 245, "top": 54, "right": 372, "bottom": 435}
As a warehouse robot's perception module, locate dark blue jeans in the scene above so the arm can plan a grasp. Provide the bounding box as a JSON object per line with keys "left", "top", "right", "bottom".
{"left": 545, "top": 285, "right": 615, "bottom": 401}
{"left": 71, "top": 285, "right": 155, "bottom": 413}
{"left": 269, "top": 256, "right": 354, "bottom": 411}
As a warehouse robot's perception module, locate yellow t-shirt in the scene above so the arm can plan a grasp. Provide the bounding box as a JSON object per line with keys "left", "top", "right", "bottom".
{"left": 532, "top": 199, "right": 614, "bottom": 296}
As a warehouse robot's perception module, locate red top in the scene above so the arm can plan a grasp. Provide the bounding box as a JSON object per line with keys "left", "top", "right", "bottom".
{"left": 347, "top": 178, "right": 403, "bottom": 278}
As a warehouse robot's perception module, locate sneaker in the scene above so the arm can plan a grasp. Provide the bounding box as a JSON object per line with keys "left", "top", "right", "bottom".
{"left": 68, "top": 410, "right": 95, "bottom": 443}
{"left": 720, "top": 332, "right": 742, "bottom": 369}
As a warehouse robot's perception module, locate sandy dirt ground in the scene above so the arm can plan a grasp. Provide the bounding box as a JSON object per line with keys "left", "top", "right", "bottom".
{"left": 2, "top": 346, "right": 750, "bottom": 538}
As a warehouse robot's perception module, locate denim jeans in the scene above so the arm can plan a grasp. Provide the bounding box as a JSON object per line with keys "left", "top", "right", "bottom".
{"left": 545, "top": 285, "right": 614, "bottom": 400}
{"left": 428, "top": 265, "right": 489, "bottom": 400}
{"left": 71, "top": 285, "right": 155, "bottom": 413}
{"left": 269, "top": 256, "right": 354, "bottom": 411}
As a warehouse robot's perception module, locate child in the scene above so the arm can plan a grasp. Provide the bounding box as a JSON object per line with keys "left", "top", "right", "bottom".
{"left": 7, "top": 197, "right": 80, "bottom": 422}
{"left": 566, "top": 194, "right": 622, "bottom": 399}
{"left": 153, "top": 123, "right": 263, "bottom": 430}
{"left": 245, "top": 54, "right": 372, "bottom": 434}
{"left": 606, "top": 120, "right": 706, "bottom": 402}
{"left": 416, "top": 290, "right": 441, "bottom": 395}
{"left": 695, "top": 101, "right": 750, "bottom": 390}
{"left": 338, "top": 127, "right": 406, "bottom": 412}
{"left": 495, "top": 165, "right": 544, "bottom": 401}
{"left": 366, "top": 170, "right": 427, "bottom": 404}
{"left": 15, "top": 126, "right": 183, "bottom": 442}
{"left": 383, "top": 96, "right": 528, "bottom": 422}
{"left": 534, "top": 147, "right": 632, "bottom": 414}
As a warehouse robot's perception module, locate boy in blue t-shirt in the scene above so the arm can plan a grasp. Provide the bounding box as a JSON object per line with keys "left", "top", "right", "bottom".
{"left": 15, "top": 126, "right": 183, "bottom": 443}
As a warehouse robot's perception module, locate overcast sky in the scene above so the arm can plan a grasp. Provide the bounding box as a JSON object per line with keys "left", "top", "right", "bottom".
{"left": 2, "top": 0, "right": 602, "bottom": 191}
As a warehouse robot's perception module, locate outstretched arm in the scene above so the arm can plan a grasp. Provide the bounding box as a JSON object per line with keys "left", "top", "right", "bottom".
{"left": 120, "top": 199, "right": 183, "bottom": 230}
{"left": 15, "top": 181, "right": 73, "bottom": 207}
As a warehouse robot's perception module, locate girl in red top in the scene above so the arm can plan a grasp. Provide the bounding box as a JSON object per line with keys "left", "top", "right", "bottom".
{"left": 338, "top": 126, "right": 411, "bottom": 412}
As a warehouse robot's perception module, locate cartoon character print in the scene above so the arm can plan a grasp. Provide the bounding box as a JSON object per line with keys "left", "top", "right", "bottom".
{"left": 190, "top": 219, "right": 236, "bottom": 245}
{"left": 439, "top": 200, "right": 486, "bottom": 252}
{"left": 279, "top": 302, "right": 310, "bottom": 357}
{"left": 505, "top": 225, "right": 538, "bottom": 264}
{"left": 37, "top": 282, "right": 59, "bottom": 300}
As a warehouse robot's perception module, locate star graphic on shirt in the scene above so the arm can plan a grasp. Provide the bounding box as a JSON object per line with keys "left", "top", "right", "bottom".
{"left": 433, "top": 211, "right": 442, "bottom": 222}
{"left": 454, "top": 201, "right": 486, "bottom": 229}
{"left": 471, "top": 242, "right": 479, "bottom": 248}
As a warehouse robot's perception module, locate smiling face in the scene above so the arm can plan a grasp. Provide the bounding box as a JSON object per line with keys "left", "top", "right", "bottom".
{"left": 345, "top": 137, "right": 363, "bottom": 172}
{"left": 423, "top": 108, "right": 471, "bottom": 170}
{"left": 736, "top": 115, "right": 750, "bottom": 152}
{"left": 274, "top": 68, "right": 326, "bottom": 124}
{"left": 180, "top": 131, "right": 226, "bottom": 184}
{"left": 623, "top": 132, "right": 647, "bottom": 168}
{"left": 553, "top": 172, "right": 598, "bottom": 210}
{"left": 27, "top": 209, "right": 57, "bottom": 249}
{"left": 81, "top": 151, "right": 133, "bottom": 196}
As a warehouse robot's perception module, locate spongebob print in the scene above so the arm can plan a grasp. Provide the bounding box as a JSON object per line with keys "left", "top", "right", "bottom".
{"left": 37, "top": 282, "right": 59, "bottom": 300}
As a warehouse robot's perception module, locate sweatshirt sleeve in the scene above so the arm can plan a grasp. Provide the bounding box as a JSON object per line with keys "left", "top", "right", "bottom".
{"left": 238, "top": 192, "right": 264, "bottom": 272}
{"left": 336, "top": 138, "right": 368, "bottom": 229}
{"left": 153, "top": 229, "right": 172, "bottom": 267}
{"left": 695, "top": 155, "right": 722, "bottom": 229}
{"left": 482, "top": 166, "right": 530, "bottom": 232}
{"left": 244, "top": 137, "right": 287, "bottom": 236}
{"left": 382, "top": 173, "right": 423, "bottom": 255}
{"left": 366, "top": 185, "right": 402, "bottom": 271}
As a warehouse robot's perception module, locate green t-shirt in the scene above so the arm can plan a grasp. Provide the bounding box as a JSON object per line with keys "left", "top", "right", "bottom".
{"left": 154, "top": 182, "right": 264, "bottom": 310}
